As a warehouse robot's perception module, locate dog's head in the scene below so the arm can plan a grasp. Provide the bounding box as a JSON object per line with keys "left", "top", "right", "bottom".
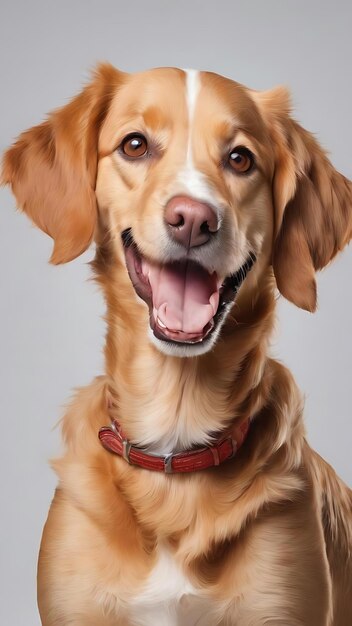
{"left": 3, "top": 64, "right": 352, "bottom": 357}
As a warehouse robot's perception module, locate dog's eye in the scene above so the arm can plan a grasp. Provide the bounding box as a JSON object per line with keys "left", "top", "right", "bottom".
{"left": 228, "top": 146, "right": 254, "bottom": 173}
{"left": 121, "top": 133, "right": 148, "bottom": 158}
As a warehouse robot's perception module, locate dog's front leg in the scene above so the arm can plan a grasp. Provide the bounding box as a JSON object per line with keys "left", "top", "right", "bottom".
{"left": 37, "top": 489, "right": 135, "bottom": 626}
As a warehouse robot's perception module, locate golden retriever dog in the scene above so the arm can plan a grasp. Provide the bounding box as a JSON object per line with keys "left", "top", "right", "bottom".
{"left": 2, "top": 64, "right": 352, "bottom": 625}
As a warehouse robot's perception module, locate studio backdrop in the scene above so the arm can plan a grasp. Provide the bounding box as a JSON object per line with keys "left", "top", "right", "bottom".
{"left": 0, "top": 1, "right": 351, "bottom": 624}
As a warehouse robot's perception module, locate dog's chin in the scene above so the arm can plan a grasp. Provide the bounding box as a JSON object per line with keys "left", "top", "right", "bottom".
{"left": 122, "top": 229, "right": 256, "bottom": 357}
{"left": 146, "top": 304, "right": 233, "bottom": 357}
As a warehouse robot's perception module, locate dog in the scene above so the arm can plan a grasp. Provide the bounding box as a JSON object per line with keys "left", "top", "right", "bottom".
{"left": 2, "top": 64, "right": 352, "bottom": 625}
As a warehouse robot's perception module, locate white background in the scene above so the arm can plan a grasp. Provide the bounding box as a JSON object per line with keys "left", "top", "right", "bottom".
{"left": 1, "top": 1, "right": 351, "bottom": 623}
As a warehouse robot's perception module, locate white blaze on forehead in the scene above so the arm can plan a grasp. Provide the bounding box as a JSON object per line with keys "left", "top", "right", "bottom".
{"left": 178, "top": 70, "right": 218, "bottom": 208}
{"left": 184, "top": 69, "right": 200, "bottom": 168}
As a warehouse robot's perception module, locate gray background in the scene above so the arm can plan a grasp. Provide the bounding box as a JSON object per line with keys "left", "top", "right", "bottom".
{"left": 0, "top": 1, "right": 351, "bottom": 623}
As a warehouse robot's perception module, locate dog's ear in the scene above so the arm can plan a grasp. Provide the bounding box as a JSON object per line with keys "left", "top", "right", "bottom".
{"left": 255, "top": 87, "right": 352, "bottom": 312}
{"left": 1, "top": 63, "right": 122, "bottom": 264}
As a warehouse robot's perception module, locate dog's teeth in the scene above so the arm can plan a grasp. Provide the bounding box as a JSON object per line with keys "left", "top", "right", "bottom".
{"left": 157, "top": 317, "right": 167, "bottom": 329}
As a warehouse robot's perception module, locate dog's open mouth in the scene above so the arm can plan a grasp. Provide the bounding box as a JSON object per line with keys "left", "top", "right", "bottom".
{"left": 122, "top": 229, "right": 255, "bottom": 346}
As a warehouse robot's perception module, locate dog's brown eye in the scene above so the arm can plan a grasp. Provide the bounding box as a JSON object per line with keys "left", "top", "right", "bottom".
{"left": 228, "top": 147, "right": 254, "bottom": 173}
{"left": 121, "top": 134, "right": 148, "bottom": 158}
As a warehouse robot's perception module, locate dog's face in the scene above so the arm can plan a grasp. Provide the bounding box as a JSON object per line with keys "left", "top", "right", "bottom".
{"left": 96, "top": 68, "right": 275, "bottom": 356}
{"left": 3, "top": 64, "right": 352, "bottom": 357}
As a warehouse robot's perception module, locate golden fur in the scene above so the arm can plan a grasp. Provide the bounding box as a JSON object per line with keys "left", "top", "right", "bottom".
{"left": 2, "top": 64, "right": 352, "bottom": 625}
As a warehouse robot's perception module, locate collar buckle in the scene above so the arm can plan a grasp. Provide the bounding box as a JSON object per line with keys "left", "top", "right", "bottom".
{"left": 122, "top": 439, "right": 132, "bottom": 463}
{"left": 164, "top": 453, "right": 174, "bottom": 474}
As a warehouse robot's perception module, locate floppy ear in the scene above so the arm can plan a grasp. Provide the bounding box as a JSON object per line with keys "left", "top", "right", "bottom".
{"left": 1, "top": 63, "right": 122, "bottom": 264}
{"left": 256, "top": 87, "right": 352, "bottom": 312}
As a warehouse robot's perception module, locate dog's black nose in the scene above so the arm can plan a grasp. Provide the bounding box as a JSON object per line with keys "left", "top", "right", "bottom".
{"left": 165, "top": 195, "right": 218, "bottom": 248}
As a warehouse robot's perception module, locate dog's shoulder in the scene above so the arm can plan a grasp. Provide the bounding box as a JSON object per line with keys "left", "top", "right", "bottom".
{"left": 59, "top": 375, "right": 110, "bottom": 450}
{"left": 306, "top": 447, "right": 352, "bottom": 554}
{"left": 305, "top": 445, "right": 352, "bottom": 624}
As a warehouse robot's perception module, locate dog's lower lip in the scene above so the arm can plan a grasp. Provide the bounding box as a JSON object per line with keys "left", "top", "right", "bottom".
{"left": 121, "top": 229, "right": 256, "bottom": 345}
{"left": 154, "top": 318, "right": 214, "bottom": 344}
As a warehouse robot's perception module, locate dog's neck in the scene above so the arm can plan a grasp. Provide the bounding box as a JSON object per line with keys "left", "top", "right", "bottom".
{"left": 95, "top": 255, "right": 276, "bottom": 455}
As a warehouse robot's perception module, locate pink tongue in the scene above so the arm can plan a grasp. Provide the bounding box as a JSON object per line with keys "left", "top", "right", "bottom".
{"left": 144, "top": 260, "right": 219, "bottom": 334}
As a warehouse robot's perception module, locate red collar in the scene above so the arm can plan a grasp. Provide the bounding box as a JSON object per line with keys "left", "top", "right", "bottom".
{"left": 98, "top": 418, "right": 250, "bottom": 473}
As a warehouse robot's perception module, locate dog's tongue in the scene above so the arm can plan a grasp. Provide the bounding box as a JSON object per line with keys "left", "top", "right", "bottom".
{"left": 144, "top": 260, "right": 219, "bottom": 335}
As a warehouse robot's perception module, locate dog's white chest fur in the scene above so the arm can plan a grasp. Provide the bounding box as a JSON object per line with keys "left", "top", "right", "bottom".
{"left": 127, "top": 546, "right": 217, "bottom": 626}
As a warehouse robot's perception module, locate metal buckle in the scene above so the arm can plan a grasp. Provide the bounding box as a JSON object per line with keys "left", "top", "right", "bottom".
{"left": 229, "top": 438, "right": 238, "bottom": 458}
{"left": 109, "top": 420, "right": 132, "bottom": 461}
{"left": 122, "top": 439, "right": 132, "bottom": 463}
{"left": 209, "top": 446, "right": 220, "bottom": 466}
{"left": 110, "top": 420, "right": 119, "bottom": 435}
{"left": 164, "top": 453, "right": 174, "bottom": 474}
